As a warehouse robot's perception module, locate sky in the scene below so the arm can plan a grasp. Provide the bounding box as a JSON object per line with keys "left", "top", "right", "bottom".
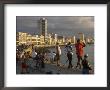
{"left": 16, "top": 16, "right": 94, "bottom": 37}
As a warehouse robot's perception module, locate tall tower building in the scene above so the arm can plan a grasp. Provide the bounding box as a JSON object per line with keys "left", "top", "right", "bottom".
{"left": 54, "top": 34, "right": 58, "bottom": 44}
{"left": 40, "top": 18, "right": 47, "bottom": 43}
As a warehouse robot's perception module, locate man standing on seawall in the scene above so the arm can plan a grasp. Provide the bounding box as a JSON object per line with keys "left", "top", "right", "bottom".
{"left": 65, "top": 42, "right": 73, "bottom": 68}
{"left": 75, "top": 39, "right": 86, "bottom": 69}
{"left": 55, "top": 42, "right": 61, "bottom": 66}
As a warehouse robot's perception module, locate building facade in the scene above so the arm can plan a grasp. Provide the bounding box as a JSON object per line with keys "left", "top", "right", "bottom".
{"left": 40, "top": 18, "right": 47, "bottom": 43}
{"left": 16, "top": 32, "right": 27, "bottom": 45}
{"left": 78, "top": 32, "right": 85, "bottom": 42}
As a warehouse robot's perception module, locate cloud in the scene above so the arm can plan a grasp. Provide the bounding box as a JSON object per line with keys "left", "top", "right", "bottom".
{"left": 77, "top": 17, "right": 94, "bottom": 29}
{"left": 16, "top": 16, "right": 94, "bottom": 37}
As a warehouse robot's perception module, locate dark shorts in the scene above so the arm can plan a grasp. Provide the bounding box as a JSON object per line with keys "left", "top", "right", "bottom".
{"left": 77, "top": 55, "right": 82, "bottom": 60}
{"left": 67, "top": 52, "right": 72, "bottom": 60}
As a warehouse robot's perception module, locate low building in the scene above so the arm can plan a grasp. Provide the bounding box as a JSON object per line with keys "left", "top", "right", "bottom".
{"left": 27, "top": 34, "right": 32, "bottom": 45}
{"left": 39, "top": 35, "right": 45, "bottom": 45}
{"left": 16, "top": 32, "right": 27, "bottom": 45}
{"left": 57, "top": 36, "right": 64, "bottom": 44}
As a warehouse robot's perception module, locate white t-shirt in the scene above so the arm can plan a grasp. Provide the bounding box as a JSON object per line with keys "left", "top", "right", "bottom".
{"left": 52, "top": 53, "right": 56, "bottom": 59}
{"left": 31, "top": 50, "right": 37, "bottom": 58}
{"left": 58, "top": 46, "right": 61, "bottom": 55}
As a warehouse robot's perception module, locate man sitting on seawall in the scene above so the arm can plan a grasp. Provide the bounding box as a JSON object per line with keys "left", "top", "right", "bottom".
{"left": 82, "top": 54, "right": 93, "bottom": 74}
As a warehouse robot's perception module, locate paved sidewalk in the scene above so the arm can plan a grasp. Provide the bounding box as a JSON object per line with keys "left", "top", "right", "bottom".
{"left": 16, "top": 59, "right": 83, "bottom": 74}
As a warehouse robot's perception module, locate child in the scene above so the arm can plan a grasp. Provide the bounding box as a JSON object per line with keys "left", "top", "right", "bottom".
{"left": 21, "top": 53, "right": 28, "bottom": 74}
{"left": 82, "top": 54, "right": 92, "bottom": 74}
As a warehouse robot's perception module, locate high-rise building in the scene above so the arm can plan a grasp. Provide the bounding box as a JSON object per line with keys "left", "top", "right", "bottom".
{"left": 47, "top": 34, "right": 52, "bottom": 45}
{"left": 78, "top": 32, "right": 85, "bottom": 42}
{"left": 71, "top": 36, "right": 76, "bottom": 44}
{"left": 40, "top": 18, "right": 47, "bottom": 43}
{"left": 73, "top": 36, "right": 76, "bottom": 44}
{"left": 54, "top": 34, "right": 58, "bottom": 44}
{"left": 62, "top": 36, "right": 65, "bottom": 43}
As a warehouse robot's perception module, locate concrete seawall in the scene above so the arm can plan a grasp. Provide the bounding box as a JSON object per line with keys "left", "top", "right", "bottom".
{"left": 16, "top": 59, "right": 93, "bottom": 74}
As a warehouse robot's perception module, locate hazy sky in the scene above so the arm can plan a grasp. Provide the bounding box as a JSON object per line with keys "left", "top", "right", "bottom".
{"left": 16, "top": 16, "right": 94, "bottom": 37}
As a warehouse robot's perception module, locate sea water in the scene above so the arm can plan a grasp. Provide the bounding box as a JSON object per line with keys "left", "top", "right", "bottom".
{"left": 48, "top": 44, "right": 94, "bottom": 67}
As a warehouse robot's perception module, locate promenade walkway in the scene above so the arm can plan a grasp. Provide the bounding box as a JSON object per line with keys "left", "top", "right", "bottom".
{"left": 16, "top": 59, "right": 82, "bottom": 74}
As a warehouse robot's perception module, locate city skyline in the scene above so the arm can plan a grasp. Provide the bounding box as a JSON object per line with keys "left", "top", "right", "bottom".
{"left": 16, "top": 16, "right": 94, "bottom": 37}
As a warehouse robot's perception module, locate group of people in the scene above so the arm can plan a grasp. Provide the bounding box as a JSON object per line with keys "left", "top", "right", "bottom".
{"left": 55, "top": 39, "right": 92, "bottom": 74}
{"left": 16, "top": 46, "right": 46, "bottom": 73}
{"left": 16, "top": 50, "right": 32, "bottom": 73}
{"left": 16, "top": 38, "right": 93, "bottom": 74}
{"left": 32, "top": 50, "right": 45, "bottom": 69}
